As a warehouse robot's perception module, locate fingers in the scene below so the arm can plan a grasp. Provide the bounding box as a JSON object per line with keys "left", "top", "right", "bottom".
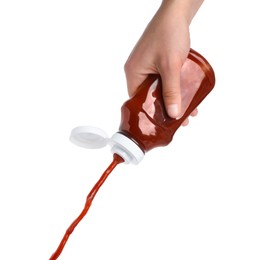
{"left": 181, "top": 118, "right": 189, "bottom": 126}
{"left": 181, "top": 109, "right": 198, "bottom": 126}
{"left": 190, "top": 108, "right": 198, "bottom": 117}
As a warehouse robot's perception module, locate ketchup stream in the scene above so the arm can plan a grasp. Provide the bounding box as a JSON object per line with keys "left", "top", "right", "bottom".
{"left": 49, "top": 154, "right": 124, "bottom": 260}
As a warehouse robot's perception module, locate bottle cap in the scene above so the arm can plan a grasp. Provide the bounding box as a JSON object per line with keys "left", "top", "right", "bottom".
{"left": 109, "top": 133, "right": 144, "bottom": 164}
{"left": 69, "top": 126, "right": 144, "bottom": 164}
{"left": 70, "top": 126, "right": 108, "bottom": 149}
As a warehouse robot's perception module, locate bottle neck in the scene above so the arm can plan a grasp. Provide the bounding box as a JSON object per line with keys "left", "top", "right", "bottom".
{"left": 109, "top": 132, "right": 145, "bottom": 164}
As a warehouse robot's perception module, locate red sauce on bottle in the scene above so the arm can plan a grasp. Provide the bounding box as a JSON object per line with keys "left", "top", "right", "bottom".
{"left": 118, "top": 49, "right": 215, "bottom": 153}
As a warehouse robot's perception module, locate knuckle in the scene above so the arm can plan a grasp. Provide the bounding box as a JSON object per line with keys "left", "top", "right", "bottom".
{"left": 124, "top": 58, "right": 136, "bottom": 75}
{"left": 159, "top": 56, "right": 183, "bottom": 72}
{"left": 163, "top": 89, "right": 180, "bottom": 100}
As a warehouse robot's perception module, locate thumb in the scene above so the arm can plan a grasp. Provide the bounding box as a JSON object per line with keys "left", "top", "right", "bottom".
{"left": 160, "top": 65, "right": 182, "bottom": 119}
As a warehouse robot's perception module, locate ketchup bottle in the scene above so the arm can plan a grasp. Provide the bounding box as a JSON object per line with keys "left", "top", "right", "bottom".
{"left": 70, "top": 48, "right": 215, "bottom": 164}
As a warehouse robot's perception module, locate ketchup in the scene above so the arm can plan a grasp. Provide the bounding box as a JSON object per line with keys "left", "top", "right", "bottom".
{"left": 49, "top": 154, "right": 124, "bottom": 260}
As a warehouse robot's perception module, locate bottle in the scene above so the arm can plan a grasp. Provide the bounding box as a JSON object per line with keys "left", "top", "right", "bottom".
{"left": 70, "top": 49, "right": 215, "bottom": 164}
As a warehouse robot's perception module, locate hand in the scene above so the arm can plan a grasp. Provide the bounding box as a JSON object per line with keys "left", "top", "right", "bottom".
{"left": 124, "top": 0, "right": 202, "bottom": 126}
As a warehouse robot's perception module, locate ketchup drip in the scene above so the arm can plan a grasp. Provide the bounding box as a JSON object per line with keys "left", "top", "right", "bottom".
{"left": 49, "top": 153, "right": 124, "bottom": 260}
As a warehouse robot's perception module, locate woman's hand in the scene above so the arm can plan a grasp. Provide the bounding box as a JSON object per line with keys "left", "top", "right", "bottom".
{"left": 124, "top": 0, "right": 204, "bottom": 125}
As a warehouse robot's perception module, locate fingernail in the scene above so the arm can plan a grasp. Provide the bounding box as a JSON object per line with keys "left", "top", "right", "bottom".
{"left": 167, "top": 104, "right": 180, "bottom": 118}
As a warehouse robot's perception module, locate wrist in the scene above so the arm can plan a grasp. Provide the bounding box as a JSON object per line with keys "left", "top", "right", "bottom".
{"left": 161, "top": 0, "right": 204, "bottom": 25}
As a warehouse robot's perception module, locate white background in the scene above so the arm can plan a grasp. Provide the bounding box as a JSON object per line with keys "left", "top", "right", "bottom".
{"left": 0, "top": 1, "right": 261, "bottom": 259}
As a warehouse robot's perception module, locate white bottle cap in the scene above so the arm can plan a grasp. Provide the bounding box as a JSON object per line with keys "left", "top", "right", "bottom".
{"left": 69, "top": 126, "right": 144, "bottom": 164}
{"left": 109, "top": 133, "right": 144, "bottom": 164}
{"left": 70, "top": 126, "right": 108, "bottom": 149}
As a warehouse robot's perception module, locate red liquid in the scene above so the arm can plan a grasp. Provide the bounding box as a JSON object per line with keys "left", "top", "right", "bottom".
{"left": 118, "top": 49, "right": 215, "bottom": 152}
{"left": 49, "top": 154, "right": 124, "bottom": 260}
